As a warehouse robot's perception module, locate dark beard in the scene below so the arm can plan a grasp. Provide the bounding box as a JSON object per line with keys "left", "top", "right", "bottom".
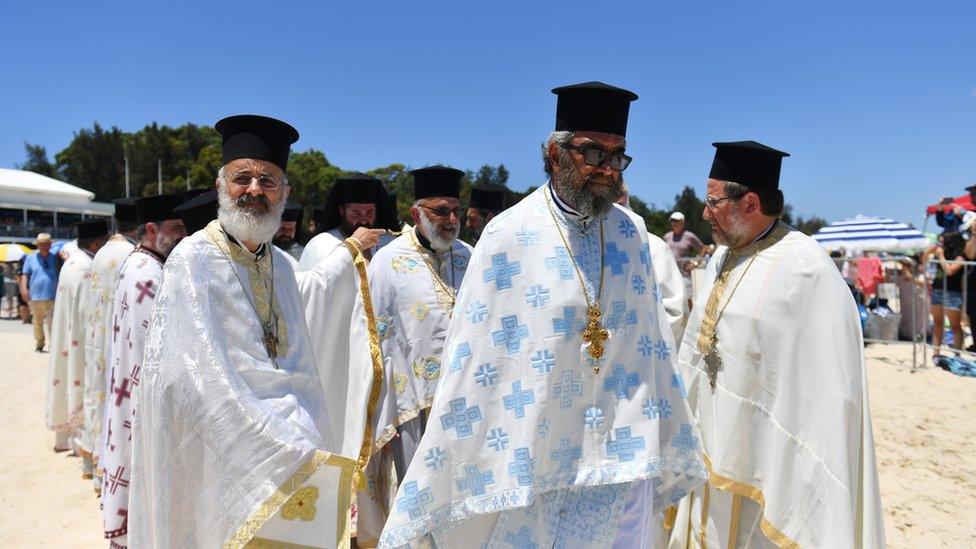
{"left": 554, "top": 151, "right": 623, "bottom": 218}
{"left": 340, "top": 220, "right": 372, "bottom": 236}
{"left": 273, "top": 235, "right": 294, "bottom": 249}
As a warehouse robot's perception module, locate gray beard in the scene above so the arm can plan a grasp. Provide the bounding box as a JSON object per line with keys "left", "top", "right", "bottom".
{"left": 553, "top": 151, "right": 622, "bottom": 219}
{"left": 418, "top": 211, "right": 458, "bottom": 252}
{"left": 217, "top": 187, "right": 287, "bottom": 245}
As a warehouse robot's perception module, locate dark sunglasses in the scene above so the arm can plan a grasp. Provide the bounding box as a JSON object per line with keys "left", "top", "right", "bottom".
{"left": 561, "top": 143, "right": 632, "bottom": 171}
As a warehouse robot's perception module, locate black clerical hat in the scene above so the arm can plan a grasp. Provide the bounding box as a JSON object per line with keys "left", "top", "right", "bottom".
{"left": 136, "top": 194, "right": 184, "bottom": 224}
{"left": 112, "top": 197, "right": 139, "bottom": 223}
{"left": 182, "top": 188, "right": 210, "bottom": 201}
{"left": 282, "top": 200, "right": 304, "bottom": 223}
{"left": 174, "top": 190, "right": 218, "bottom": 234}
{"left": 320, "top": 174, "right": 387, "bottom": 231}
{"left": 469, "top": 185, "right": 506, "bottom": 212}
{"left": 552, "top": 81, "right": 638, "bottom": 137}
{"left": 76, "top": 220, "right": 109, "bottom": 239}
{"left": 215, "top": 114, "right": 299, "bottom": 172}
{"left": 709, "top": 141, "right": 790, "bottom": 190}
{"left": 412, "top": 166, "right": 463, "bottom": 200}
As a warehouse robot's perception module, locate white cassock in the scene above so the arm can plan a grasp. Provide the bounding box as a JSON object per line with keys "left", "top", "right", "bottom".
{"left": 666, "top": 221, "right": 885, "bottom": 548}
{"left": 101, "top": 245, "right": 163, "bottom": 548}
{"left": 129, "top": 221, "right": 354, "bottom": 548}
{"left": 84, "top": 235, "right": 135, "bottom": 492}
{"left": 276, "top": 244, "right": 300, "bottom": 270}
{"left": 647, "top": 234, "right": 687, "bottom": 345}
{"left": 46, "top": 249, "right": 94, "bottom": 458}
{"left": 379, "top": 185, "right": 706, "bottom": 548}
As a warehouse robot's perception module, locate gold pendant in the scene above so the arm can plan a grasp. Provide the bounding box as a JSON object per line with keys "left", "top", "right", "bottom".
{"left": 581, "top": 305, "right": 609, "bottom": 373}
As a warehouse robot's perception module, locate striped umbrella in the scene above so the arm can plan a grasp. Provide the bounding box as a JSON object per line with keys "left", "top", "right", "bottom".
{"left": 0, "top": 243, "right": 31, "bottom": 262}
{"left": 812, "top": 215, "right": 931, "bottom": 252}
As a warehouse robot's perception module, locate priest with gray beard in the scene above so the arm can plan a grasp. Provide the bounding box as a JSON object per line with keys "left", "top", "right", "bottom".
{"left": 128, "top": 115, "right": 364, "bottom": 548}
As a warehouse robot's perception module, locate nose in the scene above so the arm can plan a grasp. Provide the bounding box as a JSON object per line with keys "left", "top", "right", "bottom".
{"left": 245, "top": 178, "right": 264, "bottom": 196}
{"left": 702, "top": 205, "right": 713, "bottom": 221}
{"left": 448, "top": 211, "right": 460, "bottom": 223}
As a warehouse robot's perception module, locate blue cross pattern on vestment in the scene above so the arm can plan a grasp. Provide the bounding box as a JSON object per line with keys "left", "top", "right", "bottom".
{"left": 603, "top": 364, "right": 640, "bottom": 400}
{"left": 474, "top": 363, "right": 499, "bottom": 387}
{"left": 516, "top": 229, "right": 540, "bottom": 247}
{"left": 652, "top": 283, "right": 663, "bottom": 303}
{"left": 550, "top": 435, "right": 582, "bottom": 473}
{"left": 604, "top": 243, "right": 630, "bottom": 276}
{"left": 504, "top": 526, "right": 539, "bottom": 549}
{"left": 531, "top": 349, "right": 555, "bottom": 373}
{"left": 483, "top": 252, "right": 522, "bottom": 290}
{"left": 584, "top": 407, "right": 605, "bottom": 429}
{"left": 672, "top": 373, "right": 687, "bottom": 398}
{"left": 524, "top": 284, "right": 551, "bottom": 308}
{"left": 654, "top": 340, "right": 672, "bottom": 360}
{"left": 637, "top": 336, "right": 654, "bottom": 357}
{"left": 671, "top": 423, "right": 699, "bottom": 458}
{"left": 449, "top": 342, "right": 472, "bottom": 372}
{"left": 440, "top": 397, "right": 483, "bottom": 438}
{"left": 606, "top": 427, "right": 647, "bottom": 463}
{"left": 618, "top": 219, "right": 637, "bottom": 238}
{"left": 492, "top": 315, "right": 530, "bottom": 355}
{"left": 503, "top": 380, "right": 535, "bottom": 419}
{"left": 642, "top": 397, "right": 673, "bottom": 419}
{"left": 507, "top": 447, "right": 535, "bottom": 486}
{"left": 396, "top": 480, "right": 434, "bottom": 519}
{"left": 424, "top": 446, "right": 447, "bottom": 470}
{"left": 544, "top": 246, "right": 576, "bottom": 280}
{"left": 639, "top": 243, "right": 652, "bottom": 276}
{"left": 605, "top": 300, "right": 638, "bottom": 333}
{"left": 552, "top": 369, "right": 583, "bottom": 408}
{"left": 456, "top": 464, "right": 495, "bottom": 497}
{"left": 552, "top": 306, "right": 584, "bottom": 341}
{"left": 466, "top": 300, "right": 488, "bottom": 324}
{"left": 632, "top": 274, "right": 646, "bottom": 295}
{"left": 487, "top": 427, "right": 510, "bottom": 451}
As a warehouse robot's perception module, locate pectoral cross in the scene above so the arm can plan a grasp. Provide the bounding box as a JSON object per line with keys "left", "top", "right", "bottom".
{"left": 581, "top": 305, "right": 609, "bottom": 373}
{"left": 262, "top": 324, "right": 279, "bottom": 368}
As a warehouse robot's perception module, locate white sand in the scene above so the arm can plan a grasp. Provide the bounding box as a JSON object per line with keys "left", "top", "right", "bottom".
{"left": 0, "top": 318, "right": 973, "bottom": 546}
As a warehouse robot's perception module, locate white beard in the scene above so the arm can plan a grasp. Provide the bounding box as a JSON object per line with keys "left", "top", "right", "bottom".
{"left": 217, "top": 186, "right": 287, "bottom": 245}
{"left": 418, "top": 211, "right": 458, "bottom": 252}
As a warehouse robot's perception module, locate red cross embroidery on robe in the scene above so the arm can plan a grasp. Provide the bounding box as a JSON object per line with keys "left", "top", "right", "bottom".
{"left": 135, "top": 280, "right": 156, "bottom": 304}
{"left": 113, "top": 378, "right": 132, "bottom": 407}
{"left": 107, "top": 466, "right": 129, "bottom": 494}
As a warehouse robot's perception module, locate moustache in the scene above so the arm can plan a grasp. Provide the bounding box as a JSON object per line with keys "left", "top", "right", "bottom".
{"left": 237, "top": 194, "right": 270, "bottom": 212}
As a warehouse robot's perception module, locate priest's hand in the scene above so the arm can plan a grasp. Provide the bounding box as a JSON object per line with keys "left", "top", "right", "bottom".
{"left": 350, "top": 227, "right": 384, "bottom": 252}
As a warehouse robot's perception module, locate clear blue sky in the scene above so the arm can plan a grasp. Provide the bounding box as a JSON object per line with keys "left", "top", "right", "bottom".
{"left": 2, "top": 1, "right": 974, "bottom": 228}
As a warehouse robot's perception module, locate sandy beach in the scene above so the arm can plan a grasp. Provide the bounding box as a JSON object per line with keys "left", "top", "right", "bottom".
{"left": 0, "top": 318, "right": 973, "bottom": 547}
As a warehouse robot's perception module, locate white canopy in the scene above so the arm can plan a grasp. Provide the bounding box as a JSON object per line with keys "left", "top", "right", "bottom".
{"left": 812, "top": 215, "right": 930, "bottom": 252}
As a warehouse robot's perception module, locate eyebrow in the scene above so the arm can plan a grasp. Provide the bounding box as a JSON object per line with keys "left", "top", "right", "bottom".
{"left": 577, "top": 138, "right": 625, "bottom": 154}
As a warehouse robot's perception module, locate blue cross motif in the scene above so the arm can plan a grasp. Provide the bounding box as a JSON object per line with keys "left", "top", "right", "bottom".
{"left": 492, "top": 315, "right": 530, "bottom": 355}
{"left": 530, "top": 349, "right": 555, "bottom": 374}
{"left": 395, "top": 480, "right": 434, "bottom": 519}
{"left": 643, "top": 398, "right": 673, "bottom": 419}
{"left": 652, "top": 283, "right": 663, "bottom": 303}
{"left": 474, "top": 363, "right": 499, "bottom": 387}
{"left": 671, "top": 373, "right": 687, "bottom": 398}
{"left": 632, "top": 274, "right": 646, "bottom": 295}
{"left": 502, "top": 380, "right": 535, "bottom": 419}
{"left": 424, "top": 446, "right": 447, "bottom": 470}
{"left": 552, "top": 306, "right": 583, "bottom": 341}
{"left": 551, "top": 369, "right": 583, "bottom": 408}
{"left": 449, "top": 342, "right": 472, "bottom": 372}
{"left": 604, "top": 243, "right": 630, "bottom": 276}
{"left": 583, "top": 407, "right": 605, "bottom": 429}
{"left": 618, "top": 219, "right": 637, "bottom": 238}
{"left": 606, "top": 427, "right": 647, "bottom": 463}
{"left": 603, "top": 364, "right": 640, "bottom": 400}
{"left": 516, "top": 230, "right": 540, "bottom": 247}
{"left": 456, "top": 464, "right": 495, "bottom": 496}
{"left": 544, "top": 246, "right": 575, "bottom": 280}
{"left": 466, "top": 300, "right": 488, "bottom": 324}
{"left": 671, "top": 423, "right": 699, "bottom": 458}
{"left": 637, "top": 335, "right": 654, "bottom": 357}
{"left": 549, "top": 435, "right": 582, "bottom": 473}
{"left": 483, "top": 252, "right": 522, "bottom": 290}
{"left": 507, "top": 447, "right": 535, "bottom": 486}
{"left": 654, "top": 340, "right": 672, "bottom": 360}
{"left": 524, "top": 284, "right": 551, "bottom": 308}
{"left": 487, "top": 427, "right": 510, "bottom": 452}
{"left": 503, "top": 526, "right": 539, "bottom": 549}
{"left": 604, "top": 300, "right": 638, "bottom": 333}
{"left": 639, "top": 243, "right": 652, "bottom": 276}
{"left": 537, "top": 418, "right": 551, "bottom": 439}
{"left": 440, "top": 397, "right": 483, "bottom": 438}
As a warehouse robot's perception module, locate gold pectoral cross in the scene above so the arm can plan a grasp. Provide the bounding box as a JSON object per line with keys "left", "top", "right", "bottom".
{"left": 581, "top": 306, "right": 609, "bottom": 373}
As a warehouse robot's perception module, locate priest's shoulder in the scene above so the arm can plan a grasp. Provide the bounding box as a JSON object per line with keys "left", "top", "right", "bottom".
{"left": 304, "top": 230, "right": 344, "bottom": 252}
{"left": 613, "top": 202, "right": 650, "bottom": 235}
{"left": 478, "top": 187, "right": 545, "bottom": 245}
{"left": 781, "top": 224, "right": 844, "bottom": 277}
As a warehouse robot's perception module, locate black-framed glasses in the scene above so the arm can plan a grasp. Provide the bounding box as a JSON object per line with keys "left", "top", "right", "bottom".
{"left": 703, "top": 196, "right": 733, "bottom": 209}
{"left": 561, "top": 143, "right": 632, "bottom": 171}
{"left": 229, "top": 171, "right": 283, "bottom": 191}
{"left": 420, "top": 205, "right": 464, "bottom": 218}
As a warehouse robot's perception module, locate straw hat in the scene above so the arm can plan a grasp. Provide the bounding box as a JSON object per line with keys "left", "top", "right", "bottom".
{"left": 34, "top": 233, "right": 52, "bottom": 245}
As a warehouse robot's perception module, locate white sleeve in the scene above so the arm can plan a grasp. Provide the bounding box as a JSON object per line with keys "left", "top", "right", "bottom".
{"left": 647, "top": 234, "right": 688, "bottom": 345}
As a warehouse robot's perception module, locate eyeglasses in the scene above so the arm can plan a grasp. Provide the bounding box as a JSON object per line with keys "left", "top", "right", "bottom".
{"left": 420, "top": 205, "right": 464, "bottom": 218}
{"left": 561, "top": 143, "right": 632, "bottom": 171}
{"left": 229, "top": 171, "right": 283, "bottom": 191}
{"left": 704, "top": 196, "right": 734, "bottom": 209}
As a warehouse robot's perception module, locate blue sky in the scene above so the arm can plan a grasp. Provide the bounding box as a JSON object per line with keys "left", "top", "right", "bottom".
{"left": 2, "top": 1, "right": 974, "bottom": 228}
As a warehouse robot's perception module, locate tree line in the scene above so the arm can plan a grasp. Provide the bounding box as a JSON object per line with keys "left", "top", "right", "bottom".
{"left": 17, "top": 121, "right": 827, "bottom": 241}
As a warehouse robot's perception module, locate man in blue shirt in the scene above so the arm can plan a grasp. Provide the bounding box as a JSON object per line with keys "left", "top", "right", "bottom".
{"left": 19, "top": 233, "right": 58, "bottom": 352}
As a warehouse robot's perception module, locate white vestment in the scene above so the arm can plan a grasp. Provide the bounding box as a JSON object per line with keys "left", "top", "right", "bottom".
{"left": 647, "top": 234, "right": 688, "bottom": 344}
{"left": 667, "top": 222, "right": 885, "bottom": 548}
{"left": 46, "top": 250, "right": 94, "bottom": 456}
{"left": 276, "top": 244, "right": 300, "bottom": 270}
{"left": 85, "top": 235, "right": 135, "bottom": 489}
{"left": 379, "top": 185, "right": 706, "bottom": 548}
{"left": 101, "top": 246, "right": 162, "bottom": 547}
{"left": 129, "top": 221, "right": 352, "bottom": 548}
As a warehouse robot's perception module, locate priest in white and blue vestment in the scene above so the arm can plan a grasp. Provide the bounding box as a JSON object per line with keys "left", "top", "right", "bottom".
{"left": 379, "top": 82, "right": 706, "bottom": 548}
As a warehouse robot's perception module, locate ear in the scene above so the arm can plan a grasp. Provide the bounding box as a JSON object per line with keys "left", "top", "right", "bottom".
{"left": 410, "top": 205, "right": 422, "bottom": 226}
{"left": 744, "top": 192, "right": 762, "bottom": 215}
{"left": 547, "top": 141, "right": 562, "bottom": 172}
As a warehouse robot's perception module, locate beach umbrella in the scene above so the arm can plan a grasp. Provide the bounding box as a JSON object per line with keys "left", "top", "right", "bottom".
{"left": 812, "top": 215, "right": 929, "bottom": 253}
{"left": 0, "top": 243, "right": 31, "bottom": 262}
{"left": 925, "top": 194, "right": 975, "bottom": 215}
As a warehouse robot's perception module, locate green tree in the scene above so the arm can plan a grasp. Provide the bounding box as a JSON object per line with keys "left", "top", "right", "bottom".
{"left": 55, "top": 122, "right": 126, "bottom": 201}
{"left": 17, "top": 143, "right": 57, "bottom": 178}
{"left": 670, "top": 186, "right": 712, "bottom": 243}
